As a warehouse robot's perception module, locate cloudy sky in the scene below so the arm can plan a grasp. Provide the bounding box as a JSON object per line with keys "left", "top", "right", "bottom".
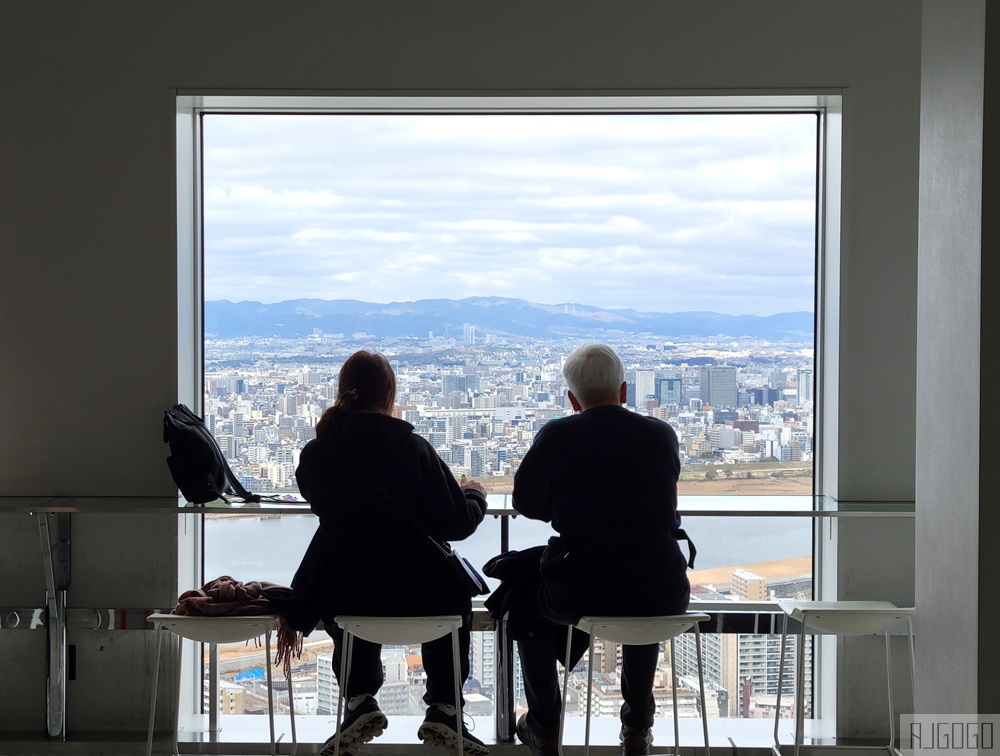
{"left": 203, "top": 112, "right": 816, "bottom": 315}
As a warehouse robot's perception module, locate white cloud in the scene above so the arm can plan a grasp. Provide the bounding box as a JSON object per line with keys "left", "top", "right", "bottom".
{"left": 202, "top": 112, "right": 817, "bottom": 314}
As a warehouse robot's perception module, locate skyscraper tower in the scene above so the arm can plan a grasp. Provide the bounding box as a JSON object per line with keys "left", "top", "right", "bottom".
{"left": 635, "top": 370, "right": 656, "bottom": 409}
{"left": 699, "top": 366, "right": 739, "bottom": 408}
{"left": 657, "top": 377, "right": 683, "bottom": 407}
{"left": 796, "top": 369, "right": 814, "bottom": 406}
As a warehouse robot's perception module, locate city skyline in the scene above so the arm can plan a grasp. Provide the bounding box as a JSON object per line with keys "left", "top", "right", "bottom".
{"left": 203, "top": 332, "right": 814, "bottom": 497}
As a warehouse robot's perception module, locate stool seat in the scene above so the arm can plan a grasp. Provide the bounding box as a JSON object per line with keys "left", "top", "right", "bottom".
{"left": 772, "top": 601, "right": 915, "bottom": 756}
{"left": 779, "top": 601, "right": 914, "bottom": 636}
{"left": 146, "top": 612, "right": 296, "bottom": 756}
{"left": 336, "top": 615, "right": 462, "bottom": 645}
{"left": 576, "top": 615, "right": 710, "bottom": 645}
{"left": 147, "top": 613, "right": 281, "bottom": 643}
{"left": 332, "top": 615, "right": 466, "bottom": 756}
{"left": 560, "top": 613, "right": 711, "bottom": 756}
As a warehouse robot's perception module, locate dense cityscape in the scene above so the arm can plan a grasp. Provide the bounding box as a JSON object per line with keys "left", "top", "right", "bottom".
{"left": 203, "top": 324, "right": 814, "bottom": 724}
{"left": 204, "top": 327, "right": 814, "bottom": 495}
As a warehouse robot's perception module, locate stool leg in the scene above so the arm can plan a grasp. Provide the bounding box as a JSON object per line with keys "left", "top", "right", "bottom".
{"left": 333, "top": 631, "right": 354, "bottom": 756}
{"left": 903, "top": 617, "right": 916, "bottom": 756}
{"left": 907, "top": 617, "right": 916, "bottom": 711}
{"left": 670, "top": 637, "right": 680, "bottom": 756}
{"left": 265, "top": 630, "right": 276, "bottom": 756}
{"left": 174, "top": 634, "right": 183, "bottom": 756}
{"left": 147, "top": 626, "right": 164, "bottom": 756}
{"left": 289, "top": 663, "right": 298, "bottom": 756}
{"left": 584, "top": 631, "right": 596, "bottom": 756}
{"left": 793, "top": 619, "right": 806, "bottom": 756}
{"left": 558, "top": 625, "right": 574, "bottom": 756}
{"left": 451, "top": 627, "right": 464, "bottom": 756}
{"left": 773, "top": 614, "right": 789, "bottom": 756}
{"left": 885, "top": 631, "right": 895, "bottom": 754}
{"left": 694, "top": 626, "right": 710, "bottom": 756}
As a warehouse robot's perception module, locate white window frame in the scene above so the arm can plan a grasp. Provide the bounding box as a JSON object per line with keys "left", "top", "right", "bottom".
{"left": 175, "top": 91, "right": 843, "bottom": 730}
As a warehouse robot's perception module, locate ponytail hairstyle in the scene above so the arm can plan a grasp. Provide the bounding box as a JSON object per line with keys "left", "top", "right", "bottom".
{"left": 315, "top": 350, "right": 397, "bottom": 439}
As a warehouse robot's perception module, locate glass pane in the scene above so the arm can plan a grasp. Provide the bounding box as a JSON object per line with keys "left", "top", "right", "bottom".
{"left": 200, "top": 110, "right": 818, "bottom": 725}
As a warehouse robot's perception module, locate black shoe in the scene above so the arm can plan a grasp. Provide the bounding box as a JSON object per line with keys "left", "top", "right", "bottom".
{"left": 321, "top": 696, "right": 388, "bottom": 756}
{"left": 620, "top": 725, "right": 654, "bottom": 756}
{"left": 516, "top": 713, "right": 558, "bottom": 756}
{"left": 417, "top": 704, "right": 490, "bottom": 756}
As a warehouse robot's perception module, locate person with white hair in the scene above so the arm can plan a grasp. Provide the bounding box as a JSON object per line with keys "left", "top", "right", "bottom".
{"left": 511, "top": 343, "right": 691, "bottom": 756}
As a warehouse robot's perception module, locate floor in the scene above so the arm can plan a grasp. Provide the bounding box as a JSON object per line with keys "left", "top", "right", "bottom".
{"left": 0, "top": 714, "right": 860, "bottom": 755}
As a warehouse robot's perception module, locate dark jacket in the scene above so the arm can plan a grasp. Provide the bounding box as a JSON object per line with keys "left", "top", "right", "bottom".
{"left": 293, "top": 412, "right": 487, "bottom": 620}
{"left": 512, "top": 404, "right": 689, "bottom": 617}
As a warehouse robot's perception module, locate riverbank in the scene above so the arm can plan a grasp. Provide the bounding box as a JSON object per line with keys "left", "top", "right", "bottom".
{"left": 687, "top": 555, "right": 812, "bottom": 587}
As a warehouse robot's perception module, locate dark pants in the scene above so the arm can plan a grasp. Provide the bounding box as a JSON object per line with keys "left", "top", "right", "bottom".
{"left": 326, "top": 613, "right": 472, "bottom": 707}
{"left": 517, "top": 581, "right": 690, "bottom": 738}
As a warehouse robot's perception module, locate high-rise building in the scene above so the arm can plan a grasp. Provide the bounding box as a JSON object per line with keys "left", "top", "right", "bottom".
{"left": 674, "top": 571, "right": 811, "bottom": 718}
{"left": 470, "top": 445, "right": 487, "bottom": 477}
{"left": 634, "top": 370, "right": 656, "bottom": 409}
{"left": 731, "top": 569, "right": 768, "bottom": 600}
{"left": 317, "top": 649, "right": 411, "bottom": 716}
{"left": 700, "top": 366, "right": 739, "bottom": 408}
{"left": 657, "top": 377, "right": 683, "bottom": 407}
{"left": 316, "top": 652, "right": 340, "bottom": 716}
{"left": 470, "top": 629, "right": 497, "bottom": 692}
{"left": 750, "top": 387, "right": 781, "bottom": 406}
{"left": 796, "top": 369, "right": 814, "bottom": 406}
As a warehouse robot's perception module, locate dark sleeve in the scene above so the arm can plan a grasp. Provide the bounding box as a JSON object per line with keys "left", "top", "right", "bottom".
{"left": 511, "top": 425, "right": 553, "bottom": 523}
{"left": 295, "top": 440, "right": 320, "bottom": 505}
{"left": 415, "top": 437, "right": 487, "bottom": 541}
{"left": 295, "top": 440, "right": 340, "bottom": 519}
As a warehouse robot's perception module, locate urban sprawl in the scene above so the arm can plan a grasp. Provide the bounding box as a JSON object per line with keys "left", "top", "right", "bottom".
{"left": 204, "top": 328, "right": 814, "bottom": 722}
{"left": 205, "top": 327, "right": 814, "bottom": 495}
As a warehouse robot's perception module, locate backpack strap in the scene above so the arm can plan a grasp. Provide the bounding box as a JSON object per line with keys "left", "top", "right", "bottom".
{"left": 673, "top": 528, "right": 697, "bottom": 569}
{"left": 225, "top": 462, "right": 261, "bottom": 503}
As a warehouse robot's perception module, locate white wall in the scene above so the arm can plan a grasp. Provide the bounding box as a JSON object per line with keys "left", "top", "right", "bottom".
{"left": 916, "top": 0, "right": 1000, "bottom": 717}
{"left": 0, "top": 1, "right": 921, "bottom": 736}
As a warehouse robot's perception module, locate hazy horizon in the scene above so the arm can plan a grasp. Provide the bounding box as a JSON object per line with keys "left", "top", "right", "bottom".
{"left": 204, "top": 293, "right": 815, "bottom": 318}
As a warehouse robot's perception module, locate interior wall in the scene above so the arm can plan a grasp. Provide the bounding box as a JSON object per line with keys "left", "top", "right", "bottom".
{"left": 979, "top": 0, "right": 1000, "bottom": 716}
{"left": 0, "top": 0, "right": 921, "bottom": 735}
{"left": 916, "top": 0, "right": 986, "bottom": 716}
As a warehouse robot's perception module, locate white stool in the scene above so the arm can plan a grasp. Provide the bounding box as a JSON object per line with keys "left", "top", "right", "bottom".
{"left": 559, "top": 613, "right": 712, "bottom": 756}
{"left": 145, "top": 613, "right": 297, "bottom": 756}
{"left": 332, "top": 615, "right": 465, "bottom": 756}
{"left": 772, "top": 601, "right": 915, "bottom": 756}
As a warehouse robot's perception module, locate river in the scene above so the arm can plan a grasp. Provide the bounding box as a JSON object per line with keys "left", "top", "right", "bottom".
{"left": 204, "top": 508, "right": 811, "bottom": 588}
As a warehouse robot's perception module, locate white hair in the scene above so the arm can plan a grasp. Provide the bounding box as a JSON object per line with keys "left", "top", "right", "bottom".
{"left": 562, "top": 343, "right": 625, "bottom": 405}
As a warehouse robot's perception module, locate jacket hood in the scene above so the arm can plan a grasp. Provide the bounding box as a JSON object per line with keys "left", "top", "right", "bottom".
{"left": 322, "top": 412, "right": 415, "bottom": 469}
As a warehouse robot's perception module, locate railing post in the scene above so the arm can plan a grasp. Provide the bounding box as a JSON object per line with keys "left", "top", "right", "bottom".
{"left": 495, "top": 503, "right": 515, "bottom": 741}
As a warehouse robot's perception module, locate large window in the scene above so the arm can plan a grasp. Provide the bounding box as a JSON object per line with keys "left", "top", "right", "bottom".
{"left": 191, "top": 99, "right": 822, "bottom": 725}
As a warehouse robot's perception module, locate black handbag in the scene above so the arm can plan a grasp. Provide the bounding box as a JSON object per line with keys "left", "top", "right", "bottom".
{"left": 440, "top": 543, "right": 490, "bottom": 597}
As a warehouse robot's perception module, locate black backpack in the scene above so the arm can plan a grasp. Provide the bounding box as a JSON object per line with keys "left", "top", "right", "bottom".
{"left": 163, "top": 404, "right": 260, "bottom": 503}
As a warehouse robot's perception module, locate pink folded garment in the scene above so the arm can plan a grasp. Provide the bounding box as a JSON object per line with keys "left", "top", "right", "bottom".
{"left": 172, "top": 575, "right": 288, "bottom": 616}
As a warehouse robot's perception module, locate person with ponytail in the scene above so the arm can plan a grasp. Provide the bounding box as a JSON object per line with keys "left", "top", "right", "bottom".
{"left": 294, "top": 350, "right": 490, "bottom": 756}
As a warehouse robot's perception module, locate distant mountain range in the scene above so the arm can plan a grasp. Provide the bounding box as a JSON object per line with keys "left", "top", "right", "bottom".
{"left": 205, "top": 297, "right": 813, "bottom": 341}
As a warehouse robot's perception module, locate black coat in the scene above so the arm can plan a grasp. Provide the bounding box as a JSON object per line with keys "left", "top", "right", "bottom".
{"left": 292, "top": 412, "right": 487, "bottom": 621}
{"left": 511, "top": 405, "right": 690, "bottom": 617}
